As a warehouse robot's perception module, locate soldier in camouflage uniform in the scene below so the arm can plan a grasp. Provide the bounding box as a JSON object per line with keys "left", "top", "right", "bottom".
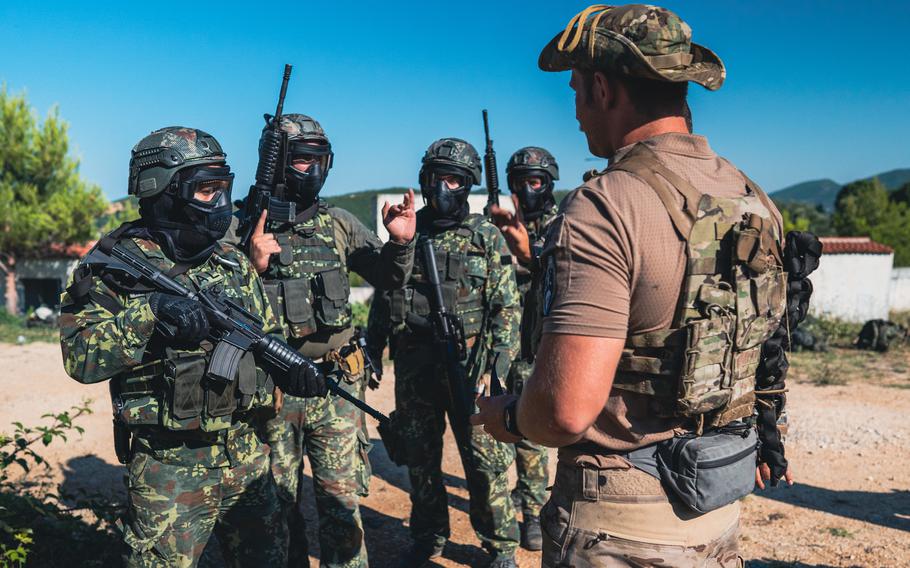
{"left": 60, "top": 127, "right": 329, "bottom": 567}
{"left": 497, "top": 146, "right": 560, "bottom": 551}
{"left": 367, "top": 138, "right": 521, "bottom": 568}
{"left": 226, "top": 114, "right": 416, "bottom": 568}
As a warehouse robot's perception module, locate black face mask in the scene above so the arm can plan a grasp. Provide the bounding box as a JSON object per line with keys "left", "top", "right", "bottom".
{"left": 285, "top": 141, "right": 333, "bottom": 208}
{"left": 515, "top": 182, "right": 554, "bottom": 221}
{"left": 427, "top": 181, "right": 469, "bottom": 219}
{"left": 286, "top": 160, "right": 326, "bottom": 208}
{"left": 141, "top": 166, "right": 234, "bottom": 263}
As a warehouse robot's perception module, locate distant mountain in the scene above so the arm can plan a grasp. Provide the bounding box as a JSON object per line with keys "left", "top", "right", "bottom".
{"left": 874, "top": 168, "right": 910, "bottom": 191}
{"left": 771, "top": 168, "right": 910, "bottom": 211}
{"left": 771, "top": 178, "right": 841, "bottom": 211}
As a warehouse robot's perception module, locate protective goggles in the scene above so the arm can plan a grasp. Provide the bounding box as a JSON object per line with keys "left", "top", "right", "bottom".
{"left": 176, "top": 164, "right": 234, "bottom": 209}
{"left": 287, "top": 140, "right": 334, "bottom": 170}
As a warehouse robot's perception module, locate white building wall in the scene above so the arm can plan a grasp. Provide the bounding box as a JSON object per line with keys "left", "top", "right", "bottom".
{"left": 890, "top": 267, "right": 910, "bottom": 312}
{"left": 373, "top": 193, "right": 514, "bottom": 241}
{"left": 809, "top": 253, "right": 894, "bottom": 322}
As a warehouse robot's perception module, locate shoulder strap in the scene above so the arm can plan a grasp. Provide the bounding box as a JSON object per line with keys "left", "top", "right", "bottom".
{"left": 607, "top": 143, "right": 703, "bottom": 240}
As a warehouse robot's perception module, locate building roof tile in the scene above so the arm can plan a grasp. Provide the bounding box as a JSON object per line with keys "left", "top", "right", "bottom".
{"left": 819, "top": 236, "right": 893, "bottom": 255}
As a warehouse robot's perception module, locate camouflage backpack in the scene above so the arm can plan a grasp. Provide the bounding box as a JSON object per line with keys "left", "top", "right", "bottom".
{"left": 608, "top": 144, "right": 786, "bottom": 430}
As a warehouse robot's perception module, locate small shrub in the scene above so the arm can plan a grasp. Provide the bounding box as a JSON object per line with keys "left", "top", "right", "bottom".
{"left": 0, "top": 401, "right": 121, "bottom": 567}
{"left": 811, "top": 359, "right": 848, "bottom": 386}
{"left": 826, "top": 526, "right": 853, "bottom": 538}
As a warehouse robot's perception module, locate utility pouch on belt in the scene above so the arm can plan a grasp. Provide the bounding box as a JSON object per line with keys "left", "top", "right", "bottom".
{"left": 655, "top": 422, "right": 757, "bottom": 513}
{"left": 112, "top": 420, "right": 131, "bottom": 465}
{"left": 378, "top": 409, "right": 410, "bottom": 467}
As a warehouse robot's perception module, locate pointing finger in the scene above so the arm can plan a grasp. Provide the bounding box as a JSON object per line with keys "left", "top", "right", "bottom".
{"left": 253, "top": 209, "right": 268, "bottom": 237}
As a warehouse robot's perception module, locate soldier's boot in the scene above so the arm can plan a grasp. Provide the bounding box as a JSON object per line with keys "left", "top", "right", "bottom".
{"left": 397, "top": 540, "right": 445, "bottom": 568}
{"left": 520, "top": 515, "right": 542, "bottom": 551}
{"left": 487, "top": 555, "right": 518, "bottom": 568}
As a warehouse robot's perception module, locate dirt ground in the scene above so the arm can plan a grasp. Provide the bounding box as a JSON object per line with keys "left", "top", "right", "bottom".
{"left": 1, "top": 341, "right": 908, "bottom": 567}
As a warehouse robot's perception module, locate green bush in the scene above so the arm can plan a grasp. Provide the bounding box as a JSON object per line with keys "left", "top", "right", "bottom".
{"left": 0, "top": 401, "right": 121, "bottom": 567}
{"left": 800, "top": 314, "right": 863, "bottom": 348}
{"left": 351, "top": 301, "right": 370, "bottom": 330}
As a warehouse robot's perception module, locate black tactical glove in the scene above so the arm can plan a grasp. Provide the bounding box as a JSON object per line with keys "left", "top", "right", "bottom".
{"left": 280, "top": 358, "right": 328, "bottom": 398}
{"left": 147, "top": 292, "right": 210, "bottom": 344}
{"left": 367, "top": 350, "right": 383, "bottom": 390}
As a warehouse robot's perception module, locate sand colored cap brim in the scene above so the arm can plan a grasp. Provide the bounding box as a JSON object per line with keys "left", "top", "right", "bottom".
{"left": 538, "top": 26, "right": 726, "bottom": 91}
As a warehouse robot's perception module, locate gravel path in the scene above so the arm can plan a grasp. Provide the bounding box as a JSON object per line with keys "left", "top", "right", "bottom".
{"left": 2, "top": 342, "right": 908, "bottom": 567}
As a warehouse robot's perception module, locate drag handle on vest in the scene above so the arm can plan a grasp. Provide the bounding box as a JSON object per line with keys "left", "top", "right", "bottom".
{"left": 420, "top": 239, "right": 474, "bottom": 425}
{"left": 240, "top": 64, "right": 295, "bottom": 249}
{"left": 482, "top": 109, "right": 500, "bottom": 216}
{"left": 86, "top": 240, "right": 390, "bottom": 425}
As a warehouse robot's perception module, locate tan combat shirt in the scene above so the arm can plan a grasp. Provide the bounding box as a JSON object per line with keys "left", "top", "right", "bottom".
{"left": 541, "top": 133, "right": 782, "bottom": 463}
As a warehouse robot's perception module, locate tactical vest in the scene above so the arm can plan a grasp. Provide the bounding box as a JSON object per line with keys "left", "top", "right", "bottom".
{"left": 70, "top": 236, "right": 275, "bottom": 434}
{"left": 389, "top": 214, "right": 488, "bottom": 339}
{"left": 602, "top": 144, "right": 785, "bottom": 429}
{"left": 260, "top": 203, "right": 352, "bottom": 342}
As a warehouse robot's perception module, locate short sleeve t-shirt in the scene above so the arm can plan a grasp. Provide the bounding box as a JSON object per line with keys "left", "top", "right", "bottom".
{"left": 541, "top": 132, "right": 782, "bottom": 456}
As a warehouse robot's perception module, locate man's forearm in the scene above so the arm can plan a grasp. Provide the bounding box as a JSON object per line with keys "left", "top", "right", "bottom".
{"left": 515, "top": 333, "right": 622, "bottom": 447}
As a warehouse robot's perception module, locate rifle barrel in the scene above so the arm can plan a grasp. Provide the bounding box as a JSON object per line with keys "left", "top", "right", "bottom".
{"left": 274, "top": 64, "right": 292, "bottom": 120}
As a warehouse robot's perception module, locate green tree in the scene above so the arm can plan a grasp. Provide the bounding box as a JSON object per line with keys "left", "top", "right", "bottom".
{"left": 774, "top": 200, "right": 835, "bottom": 236}
{"left": 834, "top": 177, "right": 910, "bottom": 266}
{"left": 0, "top": 86, "right": 108, "bottom": 258}
{"left": 891, "top": 181, "right": 910, "bottom": 207}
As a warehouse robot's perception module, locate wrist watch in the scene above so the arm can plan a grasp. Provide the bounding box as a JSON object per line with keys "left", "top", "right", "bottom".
{"left": 504, "top": 399, "right": 524, "bottom": 438}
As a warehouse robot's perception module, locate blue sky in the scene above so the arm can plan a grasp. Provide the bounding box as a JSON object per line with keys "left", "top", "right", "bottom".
{"left": 2, "top": 1, "right": 909, "bottom": 200}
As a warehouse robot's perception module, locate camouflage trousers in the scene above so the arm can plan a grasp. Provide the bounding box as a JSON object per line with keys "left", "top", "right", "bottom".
{"left": 263, "top": 374, "right": 372, "bottom": 568}
{"left": 120, "top": 428, "right": 286, "bottom": 567}
{"left": 507, "top": 359, "right": 549, "bottom": 517}
{"left": 541, "top": 462, "right": 743, "bottom": 567}
{"left": 393, "top": 342, "right": 519, "bottom": 557}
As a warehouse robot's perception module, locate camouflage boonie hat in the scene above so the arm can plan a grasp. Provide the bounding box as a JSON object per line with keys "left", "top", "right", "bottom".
{"left": 129, "top": 126, "right": 226, "bottom": 198}
{"left": 420, "top": 138, "right": 482, "bottom": 185}
{"left": 506, "top": 146, "right": 560, "bottom": 182}
{"left": 539, "top": 4, "right": 725, "bottom": 91}
{"left": 270, "top": 113, "right": 330, "bottom": 144}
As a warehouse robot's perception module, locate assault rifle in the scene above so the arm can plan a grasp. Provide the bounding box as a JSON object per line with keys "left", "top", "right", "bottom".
{"left": 239, "top": 64, "right": 295, "bottom": 249}
{"left": 482, "top": 109, "right": 500, "bottom": 216}
{"left": 405, "top": 239, "right": 475, "bottom": 425}
{"left": 83, "top": 238, "right": 389, "bottom": 425}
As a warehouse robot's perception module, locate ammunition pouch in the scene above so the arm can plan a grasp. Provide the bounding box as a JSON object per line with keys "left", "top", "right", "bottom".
{"left": 313, "top": 267, "right": 352, "bottom": 330}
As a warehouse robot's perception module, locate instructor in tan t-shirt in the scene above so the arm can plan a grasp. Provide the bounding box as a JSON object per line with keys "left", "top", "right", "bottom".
{"left": 474, "top": 4, "right": 791, "bottom": 567}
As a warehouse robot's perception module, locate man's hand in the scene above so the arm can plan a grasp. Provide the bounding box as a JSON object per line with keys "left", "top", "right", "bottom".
{"left": 367, "top": 351, "right": 383, "bottom": 390}
{"left": 147, "top": 292, "right": 210, "bottom": 343}
{"left": 280, "top": 358, "right": 329, "bottom": 398}
{"left": 756, "top": 463, "right": 794, "bottom": 489}
{"left": 383, "top": 189, "right": 417, "bottom": 244}
{"left": 470, "top": 394, "right": 522, "bottom": 443}
{"left": 250, "top": 209, "right": 282, "bottom": 273}
{"left": 490, "top": 195, "right": 531, "bottom": 263}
